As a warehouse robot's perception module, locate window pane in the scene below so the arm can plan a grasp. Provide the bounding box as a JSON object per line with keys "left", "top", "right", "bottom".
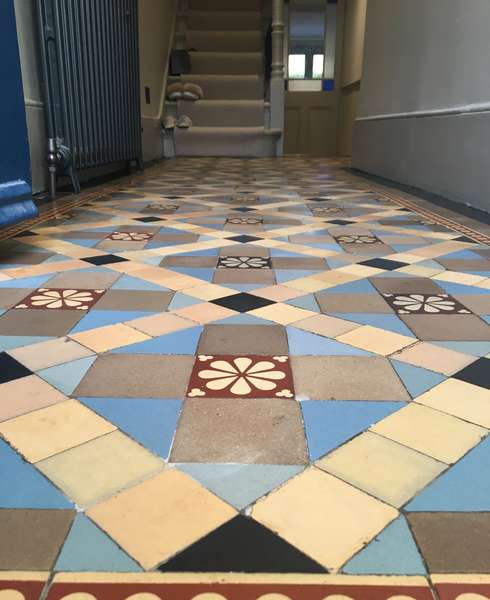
{"left": 288, "top": 54, "right": 306, "bottom": 79}
{"left": 312, "top": 54, "right": 324, "bottom": 79}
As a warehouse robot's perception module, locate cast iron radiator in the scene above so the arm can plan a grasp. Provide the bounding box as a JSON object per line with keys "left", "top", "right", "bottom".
{"left": 37, "top": 0, "right": 142, "bottom": 197}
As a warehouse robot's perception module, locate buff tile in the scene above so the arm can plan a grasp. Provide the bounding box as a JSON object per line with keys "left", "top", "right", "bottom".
{"left": 185, "top": 283, "right": 238, "bottom": 301}
{"left": 127, "top": 312, "right": 196, "bottom": 337}
{"left": 87, "top": 469, "right": 236, "bottom": 569}
{"left": 70, "top": 323, "right": 150, "bottom": 352}
{"left": 391, "top": 341, "right": 475, "bottom": 375}
{"left": 432, "top": 271, "right": 487, "bottom": 286}
{"left": 252, "top": 467, "right": 398, "bottom": 570}
{"left": 294, "top": 314, "right": 361, "bottom": 338}
{"left": 0, "top": 399, "right": 115, "bottom": 462}
{"left": 0, "top": 375, "right": 68, "bottom": 422}
{"left": 173, "top": 302, "right": 237, "bottom": 324}
{"left": 336, "top": 325, "right": 415, "bottom": 356}
{"left": 282, "top": 277, "right": 331, "bottom": 293}
{"left": 371, "top": 403, "right": 487, "bottom": 464}
{"left": 249, "top": 302, "right": 315, "bottom": 325}
{"left": 251, "top": 285, "right": 304, "bottom": 302}
{"left": 9, "top": 336, "right": 94, "bottom": 371}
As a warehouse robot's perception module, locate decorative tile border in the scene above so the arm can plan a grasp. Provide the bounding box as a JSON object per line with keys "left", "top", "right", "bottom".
{"left": 15, "top": 288, "right": 105, "bottom": 310}
{"left": 432, "top": 574, "right": 490, "bottom": 600}
{"left": 0, "top": 571, "right": 48, "bottom": 600}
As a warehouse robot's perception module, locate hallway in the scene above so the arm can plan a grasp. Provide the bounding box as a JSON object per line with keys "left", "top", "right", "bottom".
{"left": 0, "top": 157, "right": 489, "bottom": 599}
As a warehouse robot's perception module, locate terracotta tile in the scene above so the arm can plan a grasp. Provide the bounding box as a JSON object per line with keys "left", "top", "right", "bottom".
{"left": 87, "top": 469, "right": 236, "bottom": 569}
{"left": 370, "top": 277, "right": 445, "bottom": 295}
{"left": 337, "top": 325, "right": 415, "bottom": 356}
{"left": 171, "top": 397, "right": 307, "bottom": 464}
{"left": 173, "top": 302, "right": 238, "bottom": 324}
{"left": 292, "top": 356, "right": 410, "bottom": 401}
{"left": 316, "top": 293, "right": 393, "bottom": 314}
{"left": 219, "top": 244, "right": 269, "bottom": 257}
{"left": 317, "top": 431, "right": 446, "bottom": 507}
{"left": 198, "top": 324, "right": 288, "bottom": 355}
{"left": 0, "top": 288, "right": 36, "bottom": 309}
{"left": 70, "top": 323, "right": 150, "bottom": 352}
{"left": 415, "top": 378, "right": 490, "bottom": 428}
{"left": 371, "top": 403, "right": 486, "bottom": 464}
{"left": 187, "top": 355, "right": 294, "bottom": 399}
{"left": 37, "top": 431, "right": 164, "bottom": 508}
{"left": 213, "top": 268, "right": 275, "bottom": 284}
{"left": 452, "top": 294, "right": 490, "bottom": 315}
{"left": 93, "top": 289, "right": 173, "bottom": 311}
{"left": 249, "top": 302, "right": 315, "bottom": 325}
{"left": 252, "top": 467, "right": 398, "bottom": 570}
{"left": 75, "top": 354, "right": 194, "bottom": 398}
{"left": 401, "top": 314, "right": 490, "bottom": 341}
{"left": 14, "top": 287, "right": 105, "bottom": 310}
{"left": 0, "top": 399, "right": 115, "bottom": 462}
{"left": 391, "top": 341, "right": 476, "bottom": 375}
{"left": 46, "top": 269, "right": 121, "bottom": 288}
{"left": 294, "top": 314, "right": 361, "bottom": 338}
{"left": 0, "top": 308, "right": 84, "bottom": 336}
{"left": 127, "top": 311, "right": 195, "bottom": 336}
{"left": 9, "top": 336, "right": 93, "bottom": 371}
{"left": 160, "top": 255, "right": 217, "bottom": 268}
{"left": 0, "top": 509, "right": 74, "bottom": 570}
{"left": 0, "top": 375, "right": 68, "bottom": 422}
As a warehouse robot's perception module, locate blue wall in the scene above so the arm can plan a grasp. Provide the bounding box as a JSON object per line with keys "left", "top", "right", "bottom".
{"left": 0, "top": 0, "right": 38, "bottom": 227}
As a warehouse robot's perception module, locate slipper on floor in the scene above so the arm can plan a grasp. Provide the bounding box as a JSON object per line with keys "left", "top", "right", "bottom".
{"left": 177, "top": 115, "right": 193, "bottom": 129}
{"left": 167, "top": 82, "right": 183, "bottom": 101}
{"left": 183, "top": 82, "right": 204, "bottom": 101}
{"left": 163, "top": 115, "right": 177, "bottom": 130}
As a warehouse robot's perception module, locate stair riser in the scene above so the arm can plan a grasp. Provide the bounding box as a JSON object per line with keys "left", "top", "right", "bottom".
{"left": 188, "top": 0, "right": 262, "bottom": 11}
{"left": 187, "top": 11, "right": 262, "bottom": 31}
{"left": 190, "top": 52, "right": 263, "bottom": 75}
{"left": 186, "top": 30, "right": 262, "bottom": 53}
{"left": 175, "top": 132, "right": 277, "bottom": 158}
{"left": 178, "top": 101, "right": 264, "bottom": 127}
{"left": 180, "top": 76, "right": 263, "bottom": 100}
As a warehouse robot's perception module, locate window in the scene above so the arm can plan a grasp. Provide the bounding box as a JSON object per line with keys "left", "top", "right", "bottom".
{"left": 288, "top": 54, "right": 306, "bottom": 79}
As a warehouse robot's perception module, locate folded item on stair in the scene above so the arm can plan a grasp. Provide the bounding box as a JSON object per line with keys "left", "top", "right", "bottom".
{"left": 163, "top": 115, "right": 177, "bottom": 130}
{"left": 167, "top": 82, "right": 183, "bottom": 101}
{"left": 177, "top": 115, "right": 193, "bottom": 129}
{"left": 183, "top": 83, "right": 204, "bottom": 101}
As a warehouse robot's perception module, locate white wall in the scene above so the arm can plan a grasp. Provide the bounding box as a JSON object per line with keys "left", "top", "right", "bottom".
{"left": 353, "top": 0, "right": 490, "bottom": 212}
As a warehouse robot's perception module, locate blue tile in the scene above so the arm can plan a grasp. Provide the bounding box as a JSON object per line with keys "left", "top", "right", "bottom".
{"left": 112, "top": 326, "right": 202, "bottom": 355}
{"left": 276, "top": 270, "right": 321, "bottom": 283}
{"left": 0, "top": 274, "right": 54, "bottom": 288}
{"left": 406, "top": 437, "right": 490, "bottom": 511}
{"left": 430, "top": 341, "right": 490, "bottom": 357}
{"left": 321, "top": 279, "right": 377, "bottom": 294}
{"left": 111, "top": 274, "right": 169, "bottom": 291}
{"left": 222, "top": 283, "right": 265, "bottom": 292}
{"left": 330, "top": 313, "right": 415, "bottom": 337}
{"left": 0, "top": 439, "right": 72, "bottom": 508}
{"left": 270, "top": 249, "right": 308, "bottom": 258}
{"left": 168, "top": 267, "right": 215, "bottom": 282}
{"left": 390, "top": 360, "right": 446, "bottom": 398}
{"left": 55, "top": 514, "right": 141, "bottom": 572}
{"left": 286, "top": 294, "right": 319, "bottom": 312}
{"left": 64, "top": 238, "right": 100, "bottom": 248}
{"left": 287, "top": 327, "right": 371, "bottom": 357}
{"left": 0, "top": 336, "right": 55, "bottom": 351}
{"left": 168, "top": 293, "right": 203, "bottom": 310}
{"left": 79, "top": 397, "right": 181, "bottom": 459}
{"left": 301, "top": 400, "right": 406, "bottom": 461}
{"left": 70, "top": 310, "right": 155, "bottom": 333}
{"left": 342, "top": 516, "right": 426, "bottom": 575}
{"left": 213, "top": 313, "right": 271, "bottom": 325}
{"left": 438, "top": 281, "right": 490, "bottom": 296}
{"left": 38, "top": 356, "right": 96, "bottom": 394}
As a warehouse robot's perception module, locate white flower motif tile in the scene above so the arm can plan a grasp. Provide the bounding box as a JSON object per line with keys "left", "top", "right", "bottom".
{"left": 217, "top": 256, "right": 272, "bottom": 269}
{"left": 14, "top": 288, "right": 105, "bottom": 310}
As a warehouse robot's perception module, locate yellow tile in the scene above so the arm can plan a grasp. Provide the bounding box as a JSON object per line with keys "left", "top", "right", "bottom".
{"left": 0, "top": 375, "right": 68, "bottom": 422}
{"left": 283, "top": 277, "right": 330, "bottom": 293}
{"left": 185, "top": 284, "right": 237, "bottom": 301}
{"left": 294, "top": 314, "right": 361, "bottom": 338}
{"left": 87, "top": 469, "right": 236, "bottom": 569}
{"left": 0, "top": 399, "right": 115, "bottom": 462}
{"left": 415, "top": 378, "right": 490, "bottom": 428}
{"left": 336, "top": 264, "right": 384, "bottom": 277}
{"left": 9, "top": 337, "right": 93, "bottom": 371}
{"left": 397, "top": 264, "right": 445, "bottom": 277}
{"left": 382, "top": 253, "right": 425, "bottom": 264}
{"left": 391, "top": 341, "right": 474, "bottom": 375}
{"left": 37, "top": 431, "right": 164, "bottom": 508}
{"left": 337, "top": 325, "right": 415, "bottom": 356}
{"left": 251, "top": 285, "right": 304, "bottom": 302}
{"left": 317, "top": 432, "right": 446, "bottom": 507}
{"left": 432, "top": 271, "right": 486, "bottom": 286}
{"left": 371, "top": 403, "right": 487, "bottom": 464}
{"left": 252, "top": 467, "right": 398, "bottom": 570}
{"left": 475, "top": 278, "right": 490, "bottom": 290}
{"left": 173, "top": 302, "right": 237, "bottom": 324}
{"left": 159, "top": 274, "right": 205, "bottom": 291}
{"left": 70, "top": 323, "right": 150, "bottom": 353}
{"left": 249, "top": 302, "right": 315, "bottom": 325}
{"left": 127, "top": 312, "right": 195, "bottom": 337}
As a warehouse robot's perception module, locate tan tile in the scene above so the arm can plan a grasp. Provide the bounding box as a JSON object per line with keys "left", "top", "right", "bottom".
{"left": 294, "top": 314, "right": 361, "bottom": 338}
{"left": 371, "top": 403, "right": 487, "bottom": 464}
{"left": 0, "top": 399, "right": 115, "bottom": 462}
{"left": 87, "top": 469, "right": 236, "bottom": 569}
{"left": 185, "top": 284, "right": 237, "bottom": 301}
{"left": 337, "top": 325, "right": 415, "bottom": 356}
{"left": 9, "top": 337, "right": 94, "bottom": 371}
{"left": 251, "top": 285, "right": 304, "bottom": 302}
{"left": 317, "top": 431, "right": 446, "bottom": 507}
{"left": 337, "top": 264, "right": 384, "bottom": 277}
{"left": 37, "top": 431, "right": 164, "bottom": 508}
{"left": 415, "top": 378, "right": 490, "bottom": 428}
{"left": 391, "top": 341, "right": 475, "bottom": 375}
{"left": 433, "top": 271, "right": 486, "bottom": 286}
{"left": 0, "top": 375, "right": 68, "bottom": 422}
{"left": 252, "top": 467, "right": 398, "bottom": 570}
{"left": 70, "top": 323, "right": 150, "bottom": 352}
{"left": 282, "top": 277, "right": 331, "bottom": 293}
{"left": 249, "top": 302, "right": 315, "bottom": 325}
{"left": 127, "top": 312, "right": 195, "bottom": 337}
{"left": 173, "top": 302, "right": 237, "bottom": 324}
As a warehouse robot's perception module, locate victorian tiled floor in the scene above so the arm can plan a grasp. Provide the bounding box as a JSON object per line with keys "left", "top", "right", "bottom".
{"left": 0, "top": 157, "right": 489, "bottom": 600}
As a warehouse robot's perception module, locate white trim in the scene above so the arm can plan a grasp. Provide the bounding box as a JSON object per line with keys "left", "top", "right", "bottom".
{"left": 356, "top": 102, "right": 490, "bottom": 122}
{"left": 25, "top": 98, "right": 44, "bottom": 108}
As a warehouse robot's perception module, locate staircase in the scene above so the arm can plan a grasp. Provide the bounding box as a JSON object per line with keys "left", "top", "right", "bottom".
{"left": 170, "top": 0, "right": 281, "bottom": 157}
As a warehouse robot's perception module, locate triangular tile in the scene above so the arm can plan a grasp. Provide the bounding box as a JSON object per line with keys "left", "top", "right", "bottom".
{"left": 287, "top": 327, "right": 371, "bottom": 356}
{"left": 79, "top": 397, "right": 181, "bottom": 459}
{"left": 168, "top": 293, "right": 203, "bottom": 310}
{"left": 69, "top": 310, "right": 155, "bottom": 333}
{"left": 342, "top": 516, "right": 426, "bottom": 575}
{"left": 0, "top": 439, "right": 72, "bottom": 508}
{"left": 390, "top": 360, "right": 446, "bottom": 398}
{"left": 38, "top": 356, "right": 96, "bottom": 395}
{"left": 286, "top": 294, "right": 320, "bottom": 312}
{"left": 55, "top": 514, "right": 141, "bottom": 572}
{"left": 158, "top": 515, "right": 326, "bottom": 573}
{"left": 406, "top": 436, "right": 490, "bottom": 511}
{"left": 111, "top": 326, "right": 202, "bottom": 355}
{"left": 331, "top": 313, "right": 415, "bottom": 336}
{"left": 0, "top": 336, "right": 55, "bottom": 352}
{"left": 177, "top": 463, "right": 304, "bottom": 510}
{"left": 111, "top": 274, "right": 170, "bottom": 291}
{"left": 430, "top": 341, "right": 490, "bottom": 357}
{"left": 301, "top": 400, "right": 406, "bottom": 460}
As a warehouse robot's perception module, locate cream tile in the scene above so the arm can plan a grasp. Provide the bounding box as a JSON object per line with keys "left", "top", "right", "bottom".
{"left": 127, "top": 312, "right": 195, "bottom": 337}
{"left": 317, "top": 431, "right": 446, "bottom": 507}
{"left": 9, "top": 337, "right": 94, "bottom": 371}
{"left": 282, "top": 277, "right": 331, "bottom": 293}
{"left": 250, "top": 285, "right": 304, "bottom": 302}
{"left": 252, "top": 467, "right": 398, "bottom": 571}
{"left": 433, "top": 271, "right": 486, "bottom": 286}
{"left": 173, "top": 302, "right": 237, "bottom": 324}
{"left": 70, "top": 323, "right": 150, "bottom": 353}
{"left": 371, "top": 403, "right": 487, "bottom": 464}
{"left": 397, "top": 264, "right": 445, "bottom": 277}
{"left": 87, "top": 469, "right": 236, "bottom": 569}
{"left": 185, "top": 284, "right": 237, "bottom": 301}
{"left": 159, "top": 274, "right": 205, "bottom": 291}
{"left": 249, "top": 302, "right": 315, "bottom": 325}
{"left": 337, "top": 264, "right": 385, "bottom": 277}
{"left": 0, "top": 375, "right": 68, "bottom": 422}
{"left": 37, "top": 431, "right": 164, "bottom": 508}
{"left": 391, "top": 341, "right": 475, "bottom": 375}
{"left": 310, "top": 271, "right": 360, "bottom": 286}
{"left": 294, "top": 314, "right": 361, "bottom": 338}
{"left": 337, "top": 325, "right": 415, "bottom": 356}
{"left": 415, "top": 378, "right": 490, "bottom": 428}
{"left": 0, "top": 399, "right": 115, "bottom": 462}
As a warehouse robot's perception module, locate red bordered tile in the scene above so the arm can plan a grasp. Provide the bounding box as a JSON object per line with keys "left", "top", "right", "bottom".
{"left": 187, "top": 355, "right": 295, "bottom": 399}
{"left": 432, "top": 575, "right": 490, "bottom": 600}
{"left": 0, "top": 572, "right": 48, "bottom": 600}
{"left": 14, "top": 288, "right": 105, "bottom": 310}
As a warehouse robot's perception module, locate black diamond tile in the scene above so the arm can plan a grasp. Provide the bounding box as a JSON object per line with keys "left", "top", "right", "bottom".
{"left": 360, "top": 257, "right": 408, "bottom": 271}
{"left": 326, "top": 219, "right": 355, "bottom": 225}
{"left": 228, "top": 235, "right": 262, "bottom": 244}
{"left": 0, "top": 352, "right": 33, "bottom": 384}
{"left": 453, "top": 357, "right": 490, "bottom": 390}
{"left": 134, "top": 216, "right": 165, "bottom": 223}
{"left": 158, "top": 515, "right": 326, "bottom": 573}
{"left": 82, "top": 254, "right": 129, "bottom": 266}
{"left": 233, "top": 207, "right": 256, "bottom": 213}
{"left": 211, "top": 292, "right": 275, "bottom": 313}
